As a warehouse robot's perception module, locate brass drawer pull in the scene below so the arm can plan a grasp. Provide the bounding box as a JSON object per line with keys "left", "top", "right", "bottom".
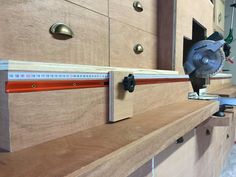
{"left": 133, "top": 1, "right": 143, "bottom": 12}
{"left": 50, "top": 23, "right": 74, "bottom": 38}
{"left": 133, "top": 44, "right": 144, "bottom": 54}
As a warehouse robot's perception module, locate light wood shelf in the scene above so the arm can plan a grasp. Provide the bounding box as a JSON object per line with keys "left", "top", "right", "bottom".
{"left": 209, "top": 86, "right": 236, "bottom": 97}
{"left": 0, "top": 100, "right": 219, "bottom": 177}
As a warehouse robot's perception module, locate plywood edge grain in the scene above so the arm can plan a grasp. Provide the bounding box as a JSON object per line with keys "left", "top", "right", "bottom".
{"left": 0, "top": 100, "right": 219, "bottom": 177}
{"left": 0, "top": 71, "right": 10, "bottom": 151}
{"left": 211, "top": 73, "right": 232, "bottom": 79}
{"left": 0, "top": 60, "right": 178, "bottom": 75}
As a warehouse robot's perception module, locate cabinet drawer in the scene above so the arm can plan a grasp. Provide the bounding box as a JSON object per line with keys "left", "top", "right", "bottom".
{"left": 0, "top": 0, "right": 109, "bottom": 66}
{"left": 154, "top": 130, "right": 196, "bottom": 177}
{"left": 110, "top": 20, "right": 157, "bottom": 69}
{"left": 214, "top": 0, "right": 225, "bottom": 31}
{"left": 68, "top": 0, "right": 108, "bottom": 15}
{"left": 109, "top": 0, "right": 158, "bottom": 34}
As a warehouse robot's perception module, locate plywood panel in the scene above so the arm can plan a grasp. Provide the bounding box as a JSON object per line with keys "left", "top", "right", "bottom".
{"left": 134, "top": 82, "right": 192, "bottom": 115}
{"left": 0, "top": 100, "right": 218, "bottom": 177}
{"left": 0, "top": 60, "right": 192, "bottom": 151}
{"left": 8, "top": 88, "right": 108, "bottom": 151}
{"left": 208, "top": 86, "right": 236, "bottom": 97}
{"left": 110, "top": 20, "right": 158, "bottom": 69}
{"left": 175, "top": 0, "right": 214, "bottom": 73}
{"left": 207, "top": 78, "right": 232, "bottom": 92}
{"left": 0, "top": 0, "right": 109, "bottom": 66}
{"left": 5, "top": 80, "right": 192, "bottom": 151}
{"left": 67, "top": 0, "right": 108, "bottom": 15}
{"left": 154, "top": 130, "right": 196, "bottom": 177}
{"left": 157, "top": 0, "right": 175, "bottom": 70}
{"left": 204, "top": 116, "right": 230, "bottom": 127}
{"left": 109, "top": 71, "right": 134, "bottom": 122}
{"left": 154, "top": 112, "right": 235, "bottom": 177}
{"left": 109, "top": 0, "right": 158, "bottom": 34}
{"left": 0, "top": 60, "right": 179, "bottom": 74}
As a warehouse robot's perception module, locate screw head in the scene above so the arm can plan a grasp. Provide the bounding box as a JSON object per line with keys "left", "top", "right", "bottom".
{"left": 31, "top": 84, "right": 37, "bottom": 88}
{"left": 206, "top": 129, "right": 211, "bottom": 136}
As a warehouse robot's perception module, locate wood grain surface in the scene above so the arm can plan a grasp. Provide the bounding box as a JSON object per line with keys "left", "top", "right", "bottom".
{"left": 66, "top": 0, "right": 108, "bottom": 15}
{"left": 204, "top": 116, "right": 230, "bottom": 127}
{"left": 3, "top": 79, "right": 192, "bottom": 151}
{"left": 133, "top": 81, "right": 192, "bottom": 115}
{"left": 0, "top": 100, "right": 219, "bottom": 177}
{"left": 154, "top": 130, "right": 196, "bottom": 177}
{"left": 8, "top": 88, "right": 108, "bottom": 152}
{"left": 0, "top": 60, "right": 178, "bottom": 75}
{"left": 109, "top": 0, "right": 158, "bottom": 35}
{"left": 208, "top": 86, "right": 236, "bottom": 97}
{"left": 175, "top": 0, "right": 214, "bottom": 73}
{"left": 110, "top": 20, "right": 158, "bottom": 69}
{"left": 151, "top": 111, "right": 235, "bottom": 177}
{"left": 0, "top": 0, "right": 109, "bottom": 66}
{"left": 0, "top": 60, "right": 189, "bottom": 151}
{"left": 129, "top": 130, "right": 196, "bottom": 177}
{"left": 109, "top": 71, "right": 134, "bottom": 122}
{"left": 157, "top": 0, "right": 175, "bottom": 70}
{"left": 207, "top": 78, "right": 232, "bottom": 92}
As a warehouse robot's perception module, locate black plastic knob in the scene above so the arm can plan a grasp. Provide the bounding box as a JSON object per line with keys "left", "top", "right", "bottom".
{"left": 123, "top": 74, "right": 136, "bottom": 93}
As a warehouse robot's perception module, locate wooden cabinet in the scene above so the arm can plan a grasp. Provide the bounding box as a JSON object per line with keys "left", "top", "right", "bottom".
{"left": 109, "top": 0, "right": 159, "bottom": 69}
{"left": 108, "top": 0, "right": 175, "bottom": 70}
{"left": 129, "top": 112, "right": 236, "bottom": 177}
{"left": 109, "top": 0, "right": 158, "bottom": 35}
{"left": 110, "top": 20, "right": 158, "bottom": 69}
{"left": 0, "top": 0, "right": 109, "bottom": 66}
{"left": 0, "top": 0, "right": 177, "bottom": 70}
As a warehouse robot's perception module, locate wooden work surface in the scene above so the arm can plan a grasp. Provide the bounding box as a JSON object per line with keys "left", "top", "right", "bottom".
{"left": 0, "top": 100, "right": 218, "bottom": 177}
{"left": 208, "top": 86, "right": 236, "bottom": 97}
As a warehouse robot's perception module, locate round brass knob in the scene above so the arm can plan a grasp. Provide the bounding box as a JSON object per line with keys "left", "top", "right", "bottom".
{"left": 133, "top": 44, "right": 144, "bottom": 54}
{"left": 50, "top": 23, "right": 74, "bottom": 38}
{"left": 133, "top": 1, "right": 143, "bottom": 12}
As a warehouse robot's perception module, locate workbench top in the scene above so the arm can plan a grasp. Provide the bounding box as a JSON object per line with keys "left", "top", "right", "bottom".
{"left": 0, "top": 100, "right": 219, "bottom": 177}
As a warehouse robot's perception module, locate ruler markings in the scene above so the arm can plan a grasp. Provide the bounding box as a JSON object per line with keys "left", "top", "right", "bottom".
{"left": 5, "top": 71, "right": 231, "bottom": 93}
{"left": 8, "top": 72, "right": 108, "bottom": 80}
{"left": 8, "top": 71, "right": 189, "bottom": 81}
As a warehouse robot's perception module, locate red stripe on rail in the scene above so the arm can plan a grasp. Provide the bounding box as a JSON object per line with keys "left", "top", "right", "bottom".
{"left": 6, "top": 80, "right": 109, "bottom": 93}
{"left": 5, "top": 76, "right": 231, "bottom": 93}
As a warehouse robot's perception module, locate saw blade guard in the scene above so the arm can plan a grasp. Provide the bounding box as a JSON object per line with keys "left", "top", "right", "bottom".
{"left": 184, "top": 40, "right": 225, "bottom": 78}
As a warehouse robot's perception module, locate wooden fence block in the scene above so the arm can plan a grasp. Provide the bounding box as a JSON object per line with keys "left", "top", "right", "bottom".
{"left": 109, "top": 71, "right": 134, "bottom": 122}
